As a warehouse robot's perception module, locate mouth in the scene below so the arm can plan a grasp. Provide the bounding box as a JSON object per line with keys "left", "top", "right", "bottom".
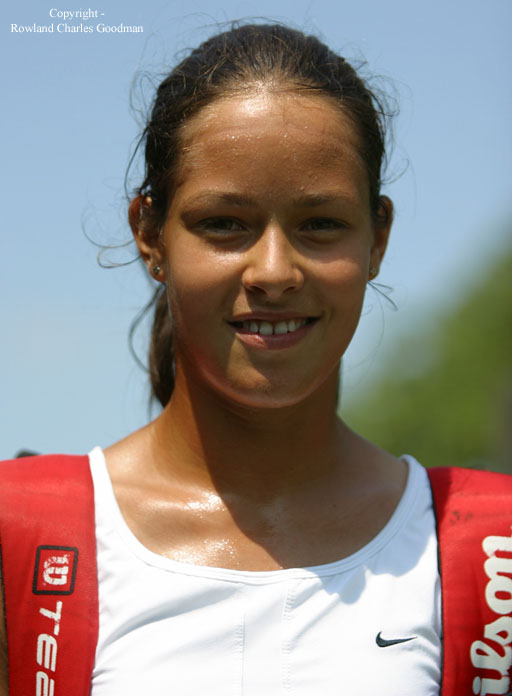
{"left": 229, "top": 317, "right": 317, "bottom": 336}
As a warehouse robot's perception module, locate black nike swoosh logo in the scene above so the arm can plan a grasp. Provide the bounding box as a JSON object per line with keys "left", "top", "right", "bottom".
{"left": 376, "top": 631, "right": 417, "bottom": 647}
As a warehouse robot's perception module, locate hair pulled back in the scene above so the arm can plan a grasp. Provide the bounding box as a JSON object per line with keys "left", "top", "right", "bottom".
{"left": 133, "top": 23, "right": 392, "bottom": 408}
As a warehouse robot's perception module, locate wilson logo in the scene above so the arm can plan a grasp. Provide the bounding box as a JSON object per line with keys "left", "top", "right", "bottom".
{"left": 33, "top": 546, "right": 78, "bottom": 595}
{"left": 471, "top": 532, "right": 512, "bottom": 695}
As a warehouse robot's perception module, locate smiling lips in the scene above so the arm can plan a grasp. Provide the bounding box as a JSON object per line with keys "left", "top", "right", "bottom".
{"left": 229, "top": 316, "right": 318, "bottom": 349}
{"left": 232, "top": 317, "right": 311, "bottom": 336}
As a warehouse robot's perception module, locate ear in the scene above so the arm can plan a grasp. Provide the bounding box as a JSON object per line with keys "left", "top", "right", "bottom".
{"left": 368, "top": 195, "right": 393, "bottom": 281}
{"left": 129, "top": 196, "right": 166, "bottom": 282}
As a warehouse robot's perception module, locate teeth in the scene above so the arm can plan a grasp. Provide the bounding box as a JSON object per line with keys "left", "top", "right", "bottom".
{"left": 240, "top": 318, "right": 308, "bottom": 335}
{"left": 274, "top": 321, "right": 288, "bottom": 335}
{"left": 259, "top": 321, "right": 273, "bottom": 336}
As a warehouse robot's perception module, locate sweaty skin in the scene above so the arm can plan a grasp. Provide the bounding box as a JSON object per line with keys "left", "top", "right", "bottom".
{"left": 106, "top": 90, "right": 405, "bottom": 572}
{"left": 0, "top": 90, "right": 404, "bottom": 696}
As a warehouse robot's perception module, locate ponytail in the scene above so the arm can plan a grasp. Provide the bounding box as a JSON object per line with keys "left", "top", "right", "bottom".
{"left": 149, "top": 286, "right": 174, "bottom": 407}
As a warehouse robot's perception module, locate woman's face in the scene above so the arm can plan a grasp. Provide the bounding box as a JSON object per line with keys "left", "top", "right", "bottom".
{"left": 142, "top": 91, "right": 391, "bottom": 408}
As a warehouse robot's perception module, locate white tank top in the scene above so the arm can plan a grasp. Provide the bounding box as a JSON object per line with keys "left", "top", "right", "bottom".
{"left": 89, "top": 447, "right": 441, "bottom": 695}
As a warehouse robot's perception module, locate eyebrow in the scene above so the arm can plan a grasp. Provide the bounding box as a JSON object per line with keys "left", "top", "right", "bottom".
{"left": 183, "top": 192, "right": 255, "bottom": 208}
{"left": 181, "top": 191, "right": 356, "bottom": 209}
{"left": 292, "top": 193, "right": 354, "bottom": 207}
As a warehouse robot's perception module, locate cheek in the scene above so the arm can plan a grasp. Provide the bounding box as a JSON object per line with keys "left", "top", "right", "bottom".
{"left": 164, "top": 243, "right": 234, "bottom": 334}
{"left": 322, "top": 255, "right": 369, "bottom": 304}
{"left": 319, "top": 258, "right": 370, "bottom": 354}
{"left": 166, "top": 273, "right": 211, "bottom": 332}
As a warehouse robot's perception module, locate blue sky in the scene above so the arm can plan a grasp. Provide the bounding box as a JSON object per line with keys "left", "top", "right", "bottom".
{"left": 1, "top": 0, "right": 511, "bottom": 458}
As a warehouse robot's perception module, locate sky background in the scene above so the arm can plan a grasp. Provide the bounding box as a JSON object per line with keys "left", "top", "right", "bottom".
{"left": 1, "top": 0, "right": 511, "bottom": 459}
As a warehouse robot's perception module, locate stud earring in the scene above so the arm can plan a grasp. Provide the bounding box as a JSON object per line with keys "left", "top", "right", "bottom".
{"left": 368, "top": 267, "right": 378, "bottom": 280}
{"left": 152, "top": 265, "right": 161, "bottom": 275}
{"left": 139, "top": 195, "right": 152, "bottom": 220}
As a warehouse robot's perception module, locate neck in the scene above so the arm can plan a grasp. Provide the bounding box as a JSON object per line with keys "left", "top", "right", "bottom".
{"left": 150, "top": 366, "right": 346, "bottom": 500}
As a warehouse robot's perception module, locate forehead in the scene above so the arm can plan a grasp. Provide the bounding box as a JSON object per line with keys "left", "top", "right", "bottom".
{"left": 175, "top": 91, "right": 368, "bottom": 197}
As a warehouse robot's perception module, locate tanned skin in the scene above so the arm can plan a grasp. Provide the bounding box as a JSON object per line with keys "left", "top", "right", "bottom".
{"left": 102, "top": 93, "right": 405, "bottom": 574}
{"left": 0, "top": 92, "right": 406, "bottom": 691}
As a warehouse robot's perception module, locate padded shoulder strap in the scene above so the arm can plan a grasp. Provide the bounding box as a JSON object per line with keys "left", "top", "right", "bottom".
{"left": 427, "top": 466, "right": 512, "bottom": 696}
{"left": 0, "top": 454, "right": 98, "bottom": 696}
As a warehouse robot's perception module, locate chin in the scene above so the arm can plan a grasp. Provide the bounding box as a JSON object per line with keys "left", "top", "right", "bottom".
{"left": 206, "top": 366, "right": 339, "bottom": 411}
{"left": 227, "top": 390, "right": 308, "bottom": 410}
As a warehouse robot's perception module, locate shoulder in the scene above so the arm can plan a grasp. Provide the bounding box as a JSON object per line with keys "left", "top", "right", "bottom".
{"left": 0, "top": 453, "right": 91, "bottom": 483}
{"left": 426, "top": 466, "right": 512, "bottom": 552}
{"left": 0, "top": 453, "right": 93, "bottom": 496}
{"left": 426, "top": 465, "right": 512, "bottom": 501}
{"left": 0, "top": 452, "right": 97, "bottom": 696}
{"left": 425, "top": 467, "right": 512, "bottom": 693}
{"left": 0, "top": 453, "right": 93, "bottom": 533}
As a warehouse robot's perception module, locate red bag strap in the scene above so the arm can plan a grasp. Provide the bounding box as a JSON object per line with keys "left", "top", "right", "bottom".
{"left": 0, "top": 454, "right": 98, "bottom": 696}
{"left": 427, "top": 466, "right": 512, "bottom": 696}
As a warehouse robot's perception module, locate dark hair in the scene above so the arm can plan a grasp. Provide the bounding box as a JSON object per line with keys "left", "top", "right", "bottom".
{"left": 132, "top": 22, "right": 392, "bottom": 408}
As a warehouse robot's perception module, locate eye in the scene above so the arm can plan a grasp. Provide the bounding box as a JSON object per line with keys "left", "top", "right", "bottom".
{"left": 195, "top": 217, "right": 248, "bottom": 241}
{"left": 300, "top": 218, "right": 348, "bottom": 241}
{"left": 302, "top": 218, "right": 341, "bottom": 230}
{"left": 198, "top": 217, "right": 245, "bottom": 231}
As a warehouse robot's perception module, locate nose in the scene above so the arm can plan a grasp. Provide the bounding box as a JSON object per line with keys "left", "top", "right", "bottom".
{"left": 241, "top": 224, "right": 304, "bottom": 299}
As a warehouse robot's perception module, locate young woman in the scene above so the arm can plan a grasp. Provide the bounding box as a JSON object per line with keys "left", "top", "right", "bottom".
{"left": 2, "top": 22, "right": 510, "bottom": 696}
